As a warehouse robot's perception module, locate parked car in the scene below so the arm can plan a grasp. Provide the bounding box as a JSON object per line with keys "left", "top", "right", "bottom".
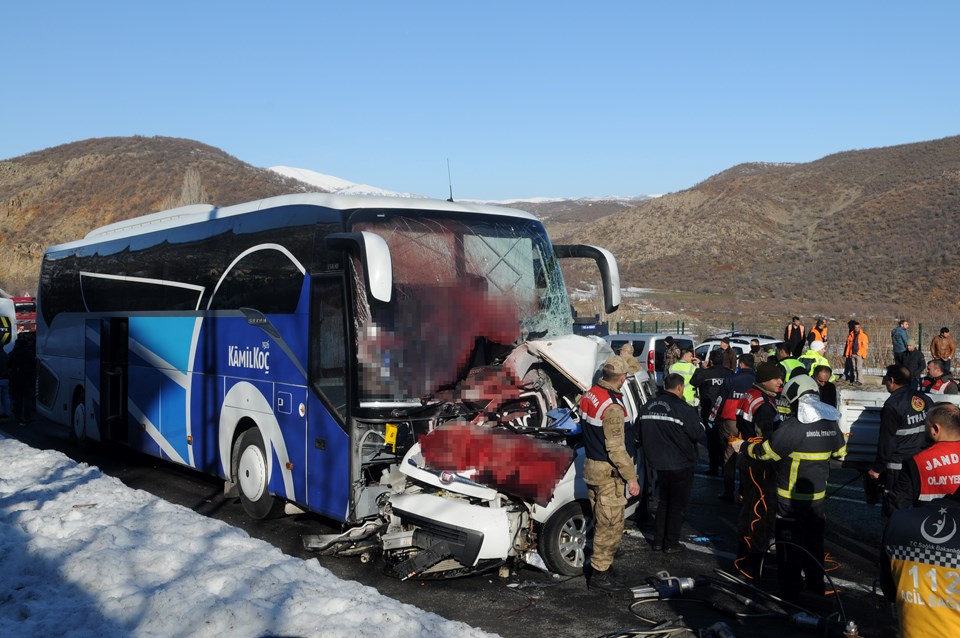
{"left": 604, "top": 333, "right": 696, "bottom": 386}
{"left": 695, "top": 334, "right": 783, "bottom": 364}
{"left": 12, "top": 296, "right": 36, "bottom": 333}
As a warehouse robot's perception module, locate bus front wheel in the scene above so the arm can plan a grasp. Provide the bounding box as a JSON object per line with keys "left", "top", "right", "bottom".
{"left": 71, "top": 392, "right": 88, "bottom": 444}
{"left": 234, "top": 428, "right": 285, "bottom": 520}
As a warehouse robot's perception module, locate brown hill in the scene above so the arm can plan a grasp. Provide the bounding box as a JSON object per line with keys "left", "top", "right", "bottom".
{"left": 0, "top": 136, "right": 315, "bottom": 292}
{"left": 548, "top": 136, "right": 960, "bottom": 315}
{"left": 4, "top": 135, "right": 960, "bottom": 320}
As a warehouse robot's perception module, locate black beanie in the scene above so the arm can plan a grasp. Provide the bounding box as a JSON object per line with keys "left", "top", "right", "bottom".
{"left": 755, "top": 362, "right": 783, "bottom": 383}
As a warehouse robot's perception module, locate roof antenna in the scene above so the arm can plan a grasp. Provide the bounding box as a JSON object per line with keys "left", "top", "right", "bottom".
{"left": 446, "top": 159, "right": 454, "bottom": 202}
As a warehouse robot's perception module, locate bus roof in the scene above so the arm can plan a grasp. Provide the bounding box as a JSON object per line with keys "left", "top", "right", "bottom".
{"left": 47, "top": 193, "right": 539, "bottom": 253}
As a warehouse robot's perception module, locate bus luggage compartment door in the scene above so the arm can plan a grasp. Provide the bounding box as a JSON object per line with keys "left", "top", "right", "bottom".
{"left": 101, "top": 318, "right": 129, "bottom": 443}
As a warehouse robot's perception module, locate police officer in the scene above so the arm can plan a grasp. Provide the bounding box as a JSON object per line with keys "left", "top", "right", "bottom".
{"left": 890, "top": 403, "right": 960, "bottom": 509}
{"left": 637, "top": 373, "right": 704, "bottom": 553}
{"left": 736, "top": 375, "right": 846, "bottom": 601}
{"left": 580, "top": 355, "right": 640, "bottom": 591}
{"left": 881, "top": 486, "right": 960, "bottom": 637}
{"left": 690, "top": 350, "right": 733, "bottom": 476}
{"left": 868, "top": 365, "right": 934, "bottom": 525}
{"left": 710, "top": 353, "right": 756, "bottom": 501}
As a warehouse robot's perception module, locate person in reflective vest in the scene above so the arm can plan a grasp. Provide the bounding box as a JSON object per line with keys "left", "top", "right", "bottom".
{"left": 668, "top": 348, "right": 699, "bottom": 406}
{"left": 891, "top": 403, "right": 960, "bottom": 509}
{"left": 775, "top": 343, "right": 806, "bottom": 416}
{"left": 843, "top": 321, "right": 869, "bottom": 384}
{"left": 798, "top": 341, "right": 834, "bottom": 381}
{"left": 775, "top": 343, "right": 806, "bottom": 382}
{"left": 881, "top": 486, "right": 960, "bottom": 637}
{"left": 868, "top": 365, "right": 934, "bottom": 526}
{"left": 807, "top": 318, "right": 828, "bottom": 348}
{"left": 580, "top": 355, "right": 640, "bottom": 591}
{"left": 735, "top": 375, "right": 846, "bottom": 601}
{"left": 784, "top": 316, "right": 806, "bottom": 358}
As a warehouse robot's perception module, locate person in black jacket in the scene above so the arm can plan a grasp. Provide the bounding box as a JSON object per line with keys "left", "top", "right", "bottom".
{"left": 637, "top": 373, "right": 705, "bottom": 553}
{"left": 710, "top": 354, "right": 756, "bottom": 501}
{"left": 901, "top": 339, "right": 925, "bottom": 392}
{"left": 812, "top": 365, "right": 837, "bottom": 407}
{"left": 736, "top": 375, "right": 846, "bottom": 601}
{"left": 690, "top": 350, "right": 733, "bottom": 475}
{"left": 8, "top": 333, "right": 36, "bottom": 425}
{"left": 867, "top": 365, "right": 934, "bottom": 526}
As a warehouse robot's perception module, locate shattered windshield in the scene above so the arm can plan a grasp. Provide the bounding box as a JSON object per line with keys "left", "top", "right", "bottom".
{"left": 351, "top": 212, "right": 572, "bottom": 402}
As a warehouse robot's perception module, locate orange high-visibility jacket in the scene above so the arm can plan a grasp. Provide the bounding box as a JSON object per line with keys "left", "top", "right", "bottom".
{"left": 844, "top": 330, "right": 869, "bottom": 358}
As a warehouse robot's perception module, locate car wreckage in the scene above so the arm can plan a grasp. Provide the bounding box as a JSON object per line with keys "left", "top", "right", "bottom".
{"left": 296, "top": 197, "right": 651, "bottom": 579}
{"left": 304, "top": 336, "right": 652, "bottom": 579}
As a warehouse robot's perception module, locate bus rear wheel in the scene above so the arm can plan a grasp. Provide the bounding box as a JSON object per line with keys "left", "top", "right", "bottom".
{"left": 234, "top": 428, "right": 285, "bottom": 519}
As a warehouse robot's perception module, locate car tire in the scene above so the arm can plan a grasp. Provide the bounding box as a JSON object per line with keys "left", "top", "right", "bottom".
{"left": 539, "top": 500, "right": 592, "bottom": 576}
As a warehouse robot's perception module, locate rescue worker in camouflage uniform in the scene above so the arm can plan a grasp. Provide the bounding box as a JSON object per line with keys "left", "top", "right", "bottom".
{"left": 581, "top": 355, "right": 640, "bottom": 591}
{"left": 618, "top": 343, "right": 643, "bottom": 374}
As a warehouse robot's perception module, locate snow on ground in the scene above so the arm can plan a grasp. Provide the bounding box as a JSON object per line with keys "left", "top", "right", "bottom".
{"left": 0, "top": 434, "right": 497, "bottom": 638}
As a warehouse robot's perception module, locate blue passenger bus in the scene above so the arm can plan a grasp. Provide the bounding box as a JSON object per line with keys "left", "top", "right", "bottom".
{"left": 37, "top": 193, "right": 620, "bottom": 525}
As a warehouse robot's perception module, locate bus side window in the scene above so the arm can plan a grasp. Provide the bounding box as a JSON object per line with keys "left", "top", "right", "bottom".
{"left": 310, "top": 278, "right": 347, "bottom": 415}
{"left": 209, "top": 248, "right": 304, "bottom": 313}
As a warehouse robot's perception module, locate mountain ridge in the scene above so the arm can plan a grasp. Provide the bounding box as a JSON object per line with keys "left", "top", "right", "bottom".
{"left": 2, "top": 134, "right": 959, "bottom": 317}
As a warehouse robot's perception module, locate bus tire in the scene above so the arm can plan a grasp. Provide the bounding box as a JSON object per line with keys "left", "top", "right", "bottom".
{"left": 234, "top": 428, "right": 285, "bottom": 520}
{"left": 539, "top": 500, "right": 592, "bottom": 576}
{"left": 71, "top": 391, "right": 88, "bottom": 444}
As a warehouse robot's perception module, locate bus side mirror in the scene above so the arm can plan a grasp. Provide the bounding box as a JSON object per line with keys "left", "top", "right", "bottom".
{"left": 554, "top": 244, "right": 621, "bottom": 314}
{"left": 326, "top": 232, "right": 393, "bottom": 303}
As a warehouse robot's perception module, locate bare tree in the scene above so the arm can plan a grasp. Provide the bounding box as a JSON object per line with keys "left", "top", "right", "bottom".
{"left": 160, "top": 167, "right": 209, "bottom": 209}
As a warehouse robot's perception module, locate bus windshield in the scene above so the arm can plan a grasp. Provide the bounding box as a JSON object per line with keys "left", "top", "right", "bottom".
{"left": 352, "top": 213, "right": 571, "bottom": 402}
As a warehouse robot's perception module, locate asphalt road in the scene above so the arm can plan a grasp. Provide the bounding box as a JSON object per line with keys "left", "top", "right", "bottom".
{"left": 2, "top": 417, "right": 900, "bottom": 638}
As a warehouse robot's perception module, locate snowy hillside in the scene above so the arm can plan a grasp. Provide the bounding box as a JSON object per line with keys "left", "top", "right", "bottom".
{"left": 269, "top": 166, "right": 654, "bottom": 205}
{"left": 269, "top": 166, "right": 419, "bottom": 198}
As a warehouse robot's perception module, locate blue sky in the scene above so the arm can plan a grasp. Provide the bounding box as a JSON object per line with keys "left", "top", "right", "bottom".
{"left": 2, "top": 2, "right": 958, "bottom": 200}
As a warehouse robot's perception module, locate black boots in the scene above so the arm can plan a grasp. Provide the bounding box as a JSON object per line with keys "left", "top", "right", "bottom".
{"left": 589, "top": 566, "right": 626, "bottom": 592}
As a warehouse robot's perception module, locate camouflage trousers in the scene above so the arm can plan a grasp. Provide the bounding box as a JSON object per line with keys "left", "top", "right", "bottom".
{"left": 587, "top": 474, "right": 627, "bottom": 572}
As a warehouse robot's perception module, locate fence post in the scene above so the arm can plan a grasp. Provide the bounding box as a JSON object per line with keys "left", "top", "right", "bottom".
{"left": 918, "top": 323, "right": 923, "bottom": 351}
{"left": 655, "top": 320, "right": 659, "bottom": 333}
{"left": 639, "top": 320, "right": 644, "bottom": 333}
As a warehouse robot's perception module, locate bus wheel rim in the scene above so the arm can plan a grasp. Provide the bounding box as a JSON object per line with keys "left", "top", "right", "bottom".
{"left": 238, "top": 444, "right": 267, "bottom": 501}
